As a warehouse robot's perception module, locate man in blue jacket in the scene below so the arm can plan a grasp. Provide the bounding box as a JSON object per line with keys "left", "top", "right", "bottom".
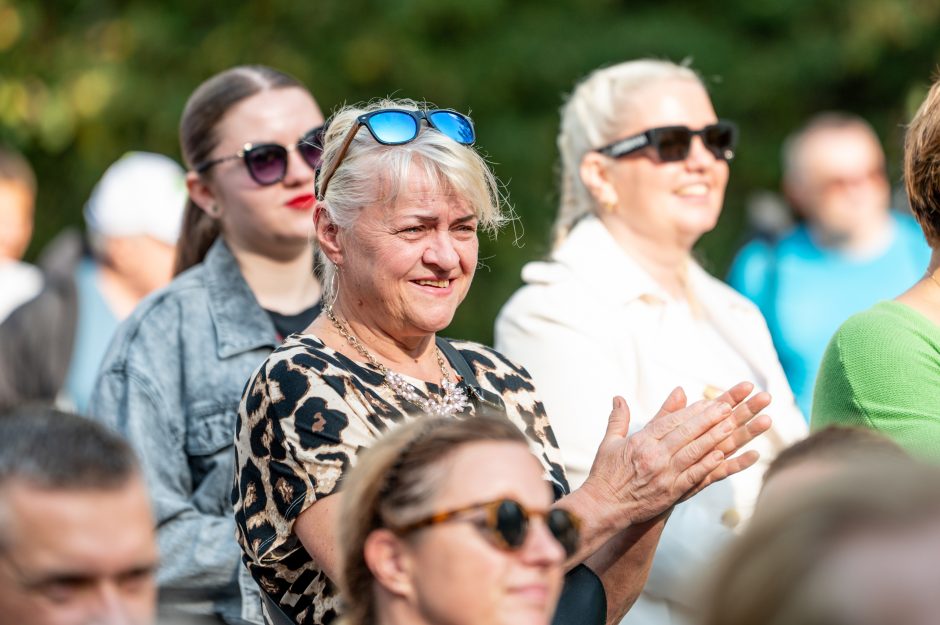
{"left": 728, "top": 113, "right": 930, "bottom": 418}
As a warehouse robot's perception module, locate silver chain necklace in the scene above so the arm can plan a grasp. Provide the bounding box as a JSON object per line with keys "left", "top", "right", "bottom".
{"left": 326, "top": 307, "right": 470, "bottom": 418}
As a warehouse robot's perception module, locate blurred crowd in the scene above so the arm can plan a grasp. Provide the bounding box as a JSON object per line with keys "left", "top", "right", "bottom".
{"left": 0, "top": 58, "right": 938, "bottom": 625}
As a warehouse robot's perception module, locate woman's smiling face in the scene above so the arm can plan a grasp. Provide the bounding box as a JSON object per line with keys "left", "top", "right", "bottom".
{"left": 599, "top": 78, "right": 729, "bottom": 251}
{"left": 397, "top": 441, "right": 566, "bottom": 625}
{"left": 335, "top": 166, "right": 479, "bottom": 340}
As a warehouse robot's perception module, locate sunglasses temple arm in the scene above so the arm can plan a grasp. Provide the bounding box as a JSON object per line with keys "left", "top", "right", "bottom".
{"left": 318, "top": 123, "right": 361, "bottom": 199}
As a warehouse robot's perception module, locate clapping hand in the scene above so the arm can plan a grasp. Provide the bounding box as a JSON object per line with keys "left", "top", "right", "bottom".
{"left": 583, "top": 382, "right": 772, "bottom": 525}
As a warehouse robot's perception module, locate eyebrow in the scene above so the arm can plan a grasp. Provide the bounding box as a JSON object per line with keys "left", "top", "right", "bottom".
{"left": 19, "top": 560, "right": 159, "bottom": 588}
{"left": 404, "top": 214, "right": 478, "bottom": 224}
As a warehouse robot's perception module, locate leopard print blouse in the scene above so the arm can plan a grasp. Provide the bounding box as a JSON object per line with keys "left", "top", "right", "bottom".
{"left": 233, "top": 333, "right": 569, "bottom": 625}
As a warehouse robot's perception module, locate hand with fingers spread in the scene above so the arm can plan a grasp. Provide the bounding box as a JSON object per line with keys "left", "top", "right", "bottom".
{"left": 580, "top": 382, "right": 773, "bottom": 525}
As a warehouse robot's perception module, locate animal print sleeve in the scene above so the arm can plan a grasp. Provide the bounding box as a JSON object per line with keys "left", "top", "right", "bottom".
{"left": 234, "top": 344, "right": 376, "bottom": 564}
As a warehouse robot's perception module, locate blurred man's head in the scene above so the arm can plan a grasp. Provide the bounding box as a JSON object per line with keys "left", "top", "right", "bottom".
{"left": 758, "top": 426, "right": 910, "bottom": 509}
{"left": 783, "top": 113, "right": 891, "bottom": 247}
{"left": 84, "top": 152, "right": 187, "bottom": 296}
{"left": 703, "top": 462, "right": 940, "bottom": 625}
{"left": 0, "top": 406, "right": 157, "bottom": 625}
{"left": 0, "top": 147, "right": 37, "bottom": 262}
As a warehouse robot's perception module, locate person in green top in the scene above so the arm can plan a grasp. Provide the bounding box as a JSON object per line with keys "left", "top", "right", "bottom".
{"left": 812, "top": 75, "right": 940, "bottom": 458}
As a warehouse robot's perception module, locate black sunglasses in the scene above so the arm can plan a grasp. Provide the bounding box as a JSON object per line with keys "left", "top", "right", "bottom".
{"left": 194, "top": 124, "right": 325, "bottom": 186}
{"left": 393, "top": 497, "right": 580, "bottom": 557}
{"left": 317, "top": 108, "right": 475, "bottom": 200}
{"left": 596, "top": 121, "right": 738, "bottom": 162}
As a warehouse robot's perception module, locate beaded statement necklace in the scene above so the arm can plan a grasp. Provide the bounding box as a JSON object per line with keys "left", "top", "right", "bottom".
{"left": 326, "top": 307, "right": 470, "bottom": 418}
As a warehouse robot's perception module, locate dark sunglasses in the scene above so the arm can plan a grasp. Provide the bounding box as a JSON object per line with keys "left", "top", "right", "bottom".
{"left": 317, "top": 108, "right": 475, "bottom": 199}
{"left": 393, "top": 497, "right": 580, "bottom": 557}
{"left": 595, "top": 121, "right": 738, "bottom": 162}
{"left": 194, "top": 124, "right": 325, "bottom": 186}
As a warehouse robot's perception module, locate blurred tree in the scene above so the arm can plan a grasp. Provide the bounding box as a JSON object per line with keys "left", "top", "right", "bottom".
{"left": 2, "top": 0, "right": 939, "bottom": 342}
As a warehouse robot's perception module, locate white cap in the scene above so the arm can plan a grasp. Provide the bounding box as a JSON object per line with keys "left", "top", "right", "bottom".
{"left": 83, "top": 151, "right": 187, "bottom": 245}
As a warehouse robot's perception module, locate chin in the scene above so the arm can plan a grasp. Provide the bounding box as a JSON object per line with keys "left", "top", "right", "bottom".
{"left": 498, "top": 605, "right": 554, "bottom": 625}
{"left": 407, "top": 302, "right": 461, "bottom": 334}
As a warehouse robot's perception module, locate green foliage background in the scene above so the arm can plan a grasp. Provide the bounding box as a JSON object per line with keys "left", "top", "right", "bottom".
{"left": 3, "top": 0, "right": 940, "bottom": 343}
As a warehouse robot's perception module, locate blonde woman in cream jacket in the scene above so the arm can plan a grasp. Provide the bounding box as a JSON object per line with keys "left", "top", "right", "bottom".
{"left": 497, "top": 59, "right": 806, "bottom": 625}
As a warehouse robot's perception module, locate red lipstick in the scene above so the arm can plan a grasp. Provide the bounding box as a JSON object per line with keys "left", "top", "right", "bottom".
{"left": 286, "top": 194, "right": 316, "bottom": 210}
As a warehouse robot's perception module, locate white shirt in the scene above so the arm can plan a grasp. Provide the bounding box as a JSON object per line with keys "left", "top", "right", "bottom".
{"left": 496, "top": 216, "right": 807, "bottom": 625}
{"left": 0, "top": 260, "right": 43, "bottom": 324}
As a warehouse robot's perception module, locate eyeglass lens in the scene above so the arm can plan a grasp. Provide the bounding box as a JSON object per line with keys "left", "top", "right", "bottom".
{"left": 299, "top": 128, "right": 325, "bottom": 170}
{"left": 369, "top": 112, "right": 421, "bottom": 145}
{"left": 494, "top": 500, "right": 578, "bottom": 556}
{"left": 245, "top": 129, "right": 324, "bottom": 186}
{"left": 245, "top": 145, "right": 289, "bottom": 185}
{"left": 428, "top": 111, "right": 475, "bottom": 144}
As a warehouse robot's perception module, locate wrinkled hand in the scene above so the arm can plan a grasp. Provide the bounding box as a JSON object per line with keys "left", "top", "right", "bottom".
{"left": 583, "top": 382, "right": 772, "bottom": 524}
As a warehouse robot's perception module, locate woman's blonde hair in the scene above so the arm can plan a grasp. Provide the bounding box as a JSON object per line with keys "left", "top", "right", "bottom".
{"left": 337, "top": 416, "right": 527, "bottom": 625}
{"left": 552, "top": 59, "right": 703, "bottom": 248}
{"left": 700, "top": 462, "right": 940, "bottom": 625}
{"left": 316, "top": 98, "right": 508, "bottom": 302}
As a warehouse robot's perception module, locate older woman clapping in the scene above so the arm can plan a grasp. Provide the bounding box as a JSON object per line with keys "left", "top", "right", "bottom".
{"left": 232, "top": 98, "right": 772, "bottom": 625}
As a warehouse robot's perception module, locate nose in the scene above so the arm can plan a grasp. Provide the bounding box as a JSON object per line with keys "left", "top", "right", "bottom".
{"left": 89, "top": 583, "right": 138, "bottom": 625}
{"left": 684, "top": 133, "right": 718, "bottom": 171}
{"left": 282, "top": 144, "right": 316, "bottom": 188}
{"left": 422, "top": 229, "right": 460, "bottom": 272}
{"left": 521, "top": 518, "right": 567, "bottom": 566}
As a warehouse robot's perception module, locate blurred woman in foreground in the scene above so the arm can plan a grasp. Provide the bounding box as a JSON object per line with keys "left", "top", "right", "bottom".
{"left": 338, "top": 416, "right": 572, "bottom": 625}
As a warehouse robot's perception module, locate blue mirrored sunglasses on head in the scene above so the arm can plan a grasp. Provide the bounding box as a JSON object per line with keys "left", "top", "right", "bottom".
{"left": 318, "top": 108, "right": 475, "bottom": 199}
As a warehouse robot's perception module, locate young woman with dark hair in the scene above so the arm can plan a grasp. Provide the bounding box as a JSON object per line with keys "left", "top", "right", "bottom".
{"left": 90, "top": 65, "right": 325, "bottom": 624}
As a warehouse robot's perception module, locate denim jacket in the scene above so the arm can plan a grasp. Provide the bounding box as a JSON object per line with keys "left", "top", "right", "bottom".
{"left": 90, "top": 239, "right": 275, "bottom": 625}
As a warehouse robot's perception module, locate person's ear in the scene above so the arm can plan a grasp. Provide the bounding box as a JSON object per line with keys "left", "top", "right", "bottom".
{"left": 579, "top": 152, "right": 619, "bottom": 211}
{"left": 363, "top": 529, "right": 416, "bottom": 600}
{"left": 186, "top": 171, "right": 222, "bottom": 218}
{"left": 315, "top": 204, "right": 344, "bottom": 267}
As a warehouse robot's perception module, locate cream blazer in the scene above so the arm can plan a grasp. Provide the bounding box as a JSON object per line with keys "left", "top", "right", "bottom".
{"left": 496, "top": 216, "right": 807, "bottom": 625}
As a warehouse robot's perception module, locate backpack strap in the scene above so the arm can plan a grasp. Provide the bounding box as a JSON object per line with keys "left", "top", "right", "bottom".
{"left": 260, "top": 591, "right": 296, "bottom": 625}
{"left": 435, "top": 336, "right": 482, "bottom": 391}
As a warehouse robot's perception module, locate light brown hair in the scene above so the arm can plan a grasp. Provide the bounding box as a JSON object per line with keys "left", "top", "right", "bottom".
{"left": 904, "top": 75, "right": 940, "bottom": 248}
{"left": 0, "top": 146, "right": 36, "bottom": 197}
{"left": 175, "top": 65, "right": 305, "bottom": 275}
{"left": 701, "top": 462, "right": 940, "bottom": 625}
{"left": 762, "top": 425, "right": 909, "bottom": 487}
{"left": 337, "top": 416, "right": 528, "bottom": 625}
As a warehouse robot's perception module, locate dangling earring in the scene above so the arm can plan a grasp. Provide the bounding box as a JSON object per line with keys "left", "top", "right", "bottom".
{"left": 327, "top": 266, "right": 339, "bottom": 310}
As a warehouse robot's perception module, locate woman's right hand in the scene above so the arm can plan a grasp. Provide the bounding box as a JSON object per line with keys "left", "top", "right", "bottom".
{"left": 579, "top": 382, "right": 772, "bottom": 527}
